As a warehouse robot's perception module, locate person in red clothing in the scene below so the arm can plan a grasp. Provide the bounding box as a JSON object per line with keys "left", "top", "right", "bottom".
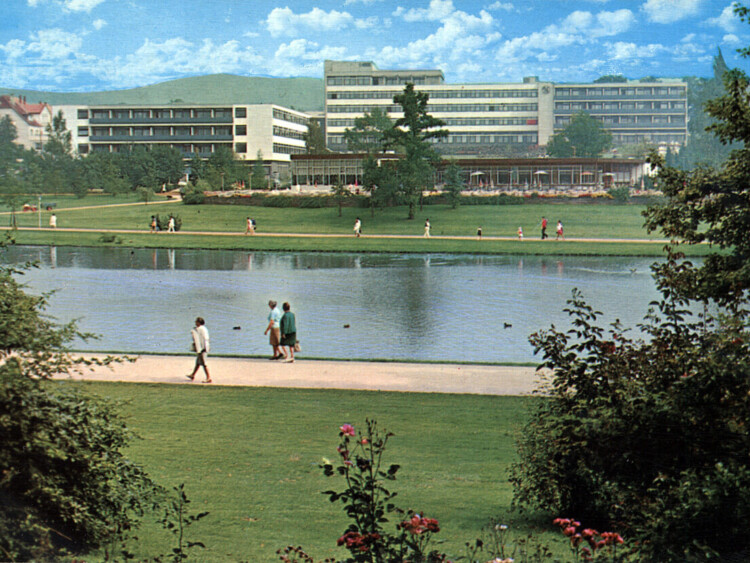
{"left": 541, "top": 216, "right": 548, "bottom": 239}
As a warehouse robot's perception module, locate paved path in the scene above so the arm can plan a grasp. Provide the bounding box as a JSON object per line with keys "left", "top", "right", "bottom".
{"left": 58, "top": 354, "right": 547, "bottom": 396}
{"left": 3, "top": 225, "right": 667, "bottom": 244}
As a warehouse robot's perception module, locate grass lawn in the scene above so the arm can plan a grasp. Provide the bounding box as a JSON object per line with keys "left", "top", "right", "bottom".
{"left": 3, "top": 197, "right": 713, "bottom": 257}
{"left": 69, "top": 381, "right": 560, "bottom": 561}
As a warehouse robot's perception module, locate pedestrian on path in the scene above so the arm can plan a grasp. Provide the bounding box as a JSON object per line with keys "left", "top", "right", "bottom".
{"left": 353, "top": 217, "right": 361, "bottom": 237}
{"left": 186, "top": 317, "right": 211, "bottom": 383}
{"left": 245, "top": 217, "right": 255, "bottom": 235}
{"left": 518, "top": 226, "right": 524, "bottom": 240}
{"left": 541, "top": 216, "right": 548, "bottom": 239}
{"left": 167, "top": 216, "right": 176, "bottom": 233}
{"left": 477, "top": 226, "right": 482, "bottom": 240}
{"left": 424, "top": 219, "right": 431, "bottom": 237}
{"left": 150, "top": 215, "right": 157, "bottom": 233}
{"left": 265, "top": 300, "right": 283, "bottom": 360}
{"left": 280, "top": 302, "right": 297, "bottom": 363}
{"left": 556, "top": 220, "right": 564, "bottom": 240}
{"left": 49, "top": 213, "right": 57, "bottom": 229}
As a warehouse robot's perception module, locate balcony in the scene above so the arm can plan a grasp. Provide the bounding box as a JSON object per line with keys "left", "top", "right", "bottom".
{"left": 89, "top": 115, "right": 233, "bottom": 125}
{"left": 89, "top": 134, "right": 233, "bottom": 142}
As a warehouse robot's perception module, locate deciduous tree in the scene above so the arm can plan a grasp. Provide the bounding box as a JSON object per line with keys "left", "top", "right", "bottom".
{"left": 546, "top": 111, "right": 612, "bottom": 157}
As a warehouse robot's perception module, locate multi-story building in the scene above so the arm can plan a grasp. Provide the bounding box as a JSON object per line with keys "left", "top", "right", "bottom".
{"left": 324, "top": 60, "right": 554, "bottom": 154}
{"left": 0, "top": 94, "right": 53, "bottom": 150}
{"left": 323, "top": 60, "right": 688, "bottom": 153}
{"left": 553, "top": 82, "right": 688, "bottom": 148}
{"left": 57, "top": 103, "right": 309, "bottom": 176}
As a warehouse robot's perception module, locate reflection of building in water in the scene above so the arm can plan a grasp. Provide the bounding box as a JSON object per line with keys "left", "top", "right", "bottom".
{"left": 167, "top": 249, "right": 175, "bottom": 270}
{"left": 49, "top": 246, "right": 57, "bottom": 269}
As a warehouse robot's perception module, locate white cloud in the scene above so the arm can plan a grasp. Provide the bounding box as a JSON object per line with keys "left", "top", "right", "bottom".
{"left": 265, "top": 7, "right": 359, "bottom": 37}
{"left": 607, "top": 41, "right": 668, "bottom": 60}
{"left": 63, "top": 0, "right": 104, "bottom": 12}
{"left": 707, "top": 5, "right": 740, "bottom": 32}
{"left": 681, "top": 32, "right": 696, "bottom": 42}
{"left": 344, "top": 0, "right": 383, "bottom": 4}
{"left": 375, "top": 3, "right": 496, "bottom": 71}
{"left": 487, "top": 2, "right": 514, "bottom": 11}
{"left": 723, "top": 33, "right": 741, "bottom": 44}
{"left": 28, "top": 28, "right": 83, "bottom": 59}
{"left": 394, "top": 0, "right": 456, "bottom": 22}
{"left": 495, "top": 8, "right": 633, "bottom": 64}
{"left": 243, "top": 31, "right": 260, "bottom": 38}
{"left": 26, "top": 0, "right": 43, "bottom": 6}
{"left": 641, "top": 0, "right": 702, "bottom": 24}
{"left": 92, "top": 18, "right": 107, "bottom": 30}
{"left": 0, "top": 39, "right": 27, "bottom": 60}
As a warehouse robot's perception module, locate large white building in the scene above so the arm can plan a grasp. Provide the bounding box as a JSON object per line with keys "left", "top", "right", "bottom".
{"left": 325, "top": 60, "right": 554, "bottom": 153}
{"left": 57, "top": 103, "right": 309, "bottom": 176}
{"left": 324, "top": 60, "right": 688, "bottom": 153}
{"left": 0, "top": 94, "right": 53, "bottom": 151}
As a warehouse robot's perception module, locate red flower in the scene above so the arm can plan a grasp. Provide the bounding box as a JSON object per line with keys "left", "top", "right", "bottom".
{"left": 339, "top": 424, "right": 356, "bottom": 436}
{"left": 563, "top": 526, "right": 577, "bottom": 537}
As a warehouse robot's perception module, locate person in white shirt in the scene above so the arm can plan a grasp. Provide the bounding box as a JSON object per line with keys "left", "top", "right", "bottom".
{"left": 187, "top": 317, "right": 211, "bottom": 383}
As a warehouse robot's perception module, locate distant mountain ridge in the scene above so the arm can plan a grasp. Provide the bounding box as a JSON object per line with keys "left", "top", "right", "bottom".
{"left": 0, "top": 74, "right": 324, "bottom": 112}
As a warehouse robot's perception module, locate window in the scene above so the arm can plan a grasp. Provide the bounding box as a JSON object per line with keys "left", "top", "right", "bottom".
{"left": 78, "top": 143, "right": 89, "bottom": 154}
{"left": 235, "top": 107, "right": 247, "bottom": 118}
{"left": 77, "top": 109, "right": 89, "bottom": 119}
{"left": 235, "top": 124, "right": 247, "bottom": 135}
{"left": 235, "top": 143, "right": 247, "bottom": 153}
{"left": 78, "top": 127, "right": 89, "bottom": 136}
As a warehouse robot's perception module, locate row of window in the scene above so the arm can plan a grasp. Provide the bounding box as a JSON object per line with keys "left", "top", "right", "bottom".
{"left": 88, "top": 143, "right": 233, "bottom": 154}
{"left": 327, "top": 133, "right": 538, "bottom": 145}
{"left": 326, "top": 117, "right": 538, "bottom": 128}
{"left": 272, "top": 108, "right": 308, "bottom": 126}
{"left": 555, "top": 101, "right": 685, "bottom": 111}
{"left": 87, "top": 126, "right": 233, "bottom": 137}
{"left": 272, "top": 125, "right": 306, "bottom": 141}
{"left": 555, "top": 86, "right": 685, "bottom": 97}
{"left": 327, "top": 89, "right": 538, "bottom": 100}
{"left": 86, "top": 108, "right": 233, "bottom": 120}
{"left": 328, "top": 104, "right": 539, "bottom": 114}
{"left": 556, "top": 115, "right": 686, "bottom": 126}
{"left": 612, "top": 133, "right": 687, "bottom": 144}
{"left": 326, "top": 75, "right": 443, "bottom": 86}
{"left": 273, "top": 142, "right": 306, "bottom": 155}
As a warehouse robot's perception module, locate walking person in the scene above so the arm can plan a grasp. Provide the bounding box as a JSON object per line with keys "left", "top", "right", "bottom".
{"left": 49, "top": 213, "right": 57, "bottom": 229}
{"left": 518, "top": 226, "right": 524, "bottom": 240}
{"left": 186, "top": 317, "right": 211, "bottom": 383}
{"left": 264, "top": 300, "right": 283, "bottom": 360}
{"left": 541, "top": 216, "right": 548, "bottom": 239}
{"left": 477, "top": 226, "right": 483, "bottom": 240}
{"left": 424, "top": 218, "right": 431, "bottom": 237}
{"left": 150, "top": 215, "right": 157, "bottom": 233}
{"left": 353, "top": 217, "right": 361, "bottom": 237}
{"left": 280, "top": 302, "right": 297, "bottom": 363}
{"left": 556, "top": 220, "right": 564, "bottom": 240}
{"left": 167, "top": 216, "right": 176, "bottom": 233}
{"left": 245, "top": 217, "right": 255, "bottom": 235}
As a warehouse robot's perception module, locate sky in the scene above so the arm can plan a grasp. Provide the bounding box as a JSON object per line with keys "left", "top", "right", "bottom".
{"left": 0, "top": 0, "right": 747, "bottom": 92}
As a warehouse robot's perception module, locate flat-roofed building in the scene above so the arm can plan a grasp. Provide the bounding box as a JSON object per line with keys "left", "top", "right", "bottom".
{"left": 57, "top": 103, "right": 309, "bottom": 176}
{"left": 324, "top": 60, "right": 554, "bottom": 155}
{"left": 553, "top": 82, "right": 688, "bottom": 149}
{"left": 0, "top": 94, "right": 53, "bottom": 150}
{"left": 324, "top": 60, "right": 687, "bottom": 154}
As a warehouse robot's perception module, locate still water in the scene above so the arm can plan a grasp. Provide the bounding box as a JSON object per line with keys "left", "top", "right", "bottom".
{"left": 2, "top": 246, "right": 664, "bottom": 363}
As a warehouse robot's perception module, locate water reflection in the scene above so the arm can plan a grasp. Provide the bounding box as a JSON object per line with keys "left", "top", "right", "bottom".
{"left": 0, "top": 246, "right": 664, "bottom": 363}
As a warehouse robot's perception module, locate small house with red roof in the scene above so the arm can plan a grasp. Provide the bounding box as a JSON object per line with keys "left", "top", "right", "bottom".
{"left": 0, "top": 94, "right": 53, "bottom": 150}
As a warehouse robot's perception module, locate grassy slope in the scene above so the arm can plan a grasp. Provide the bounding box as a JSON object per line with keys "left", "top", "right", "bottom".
{"left": 0, "top": 74, "right": 324, "bottom": 111}
{"left": 72, "top": 381, "right": 555, "bottom": 561}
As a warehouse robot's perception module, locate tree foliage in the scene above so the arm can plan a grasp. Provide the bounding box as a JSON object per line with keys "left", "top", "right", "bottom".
{"left": 513, "top": 10, "right": 750, "bottom": 560}
{"left": 442, "top": 160, "right": 463, "bottom": 209}
{"left": 546, "top": 111, "right": 612, "bottom": 157}
{"left": 304, "top": 120, "right": 328, "bottom": 154}
{"left": 0, "top": 260, "right": 161, "bottom": 559}
{"left": 251, "top": 150, "right": 267, "bottom": 190}
{"left": 385, "top": 84, "right": 448, "bottom": 219}
{"left": 344, "top": 107, "right": 393, "bottom": 154}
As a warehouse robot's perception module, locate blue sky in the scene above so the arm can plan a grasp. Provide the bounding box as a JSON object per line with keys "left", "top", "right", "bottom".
{"left": 0, "top": 0, "right": 746, "bottom": 91}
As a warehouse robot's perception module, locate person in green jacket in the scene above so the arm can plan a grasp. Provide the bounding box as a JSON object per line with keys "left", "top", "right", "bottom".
{"left": 280, "top": 302, "right": 297, "bottom": 363}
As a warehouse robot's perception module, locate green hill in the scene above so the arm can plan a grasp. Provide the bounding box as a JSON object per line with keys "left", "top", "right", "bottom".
{"left": 0, "top": 74, "right": 324, "bottom": 111}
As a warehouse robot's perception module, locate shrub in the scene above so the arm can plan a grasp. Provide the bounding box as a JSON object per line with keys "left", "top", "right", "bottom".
{"left": 182, "top": 185, "right": 205, "bottom": 205}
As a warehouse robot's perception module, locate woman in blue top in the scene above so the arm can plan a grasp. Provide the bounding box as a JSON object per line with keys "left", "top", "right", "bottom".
{"left": 280, "top": 302, "right": 297, "bottom": 363}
